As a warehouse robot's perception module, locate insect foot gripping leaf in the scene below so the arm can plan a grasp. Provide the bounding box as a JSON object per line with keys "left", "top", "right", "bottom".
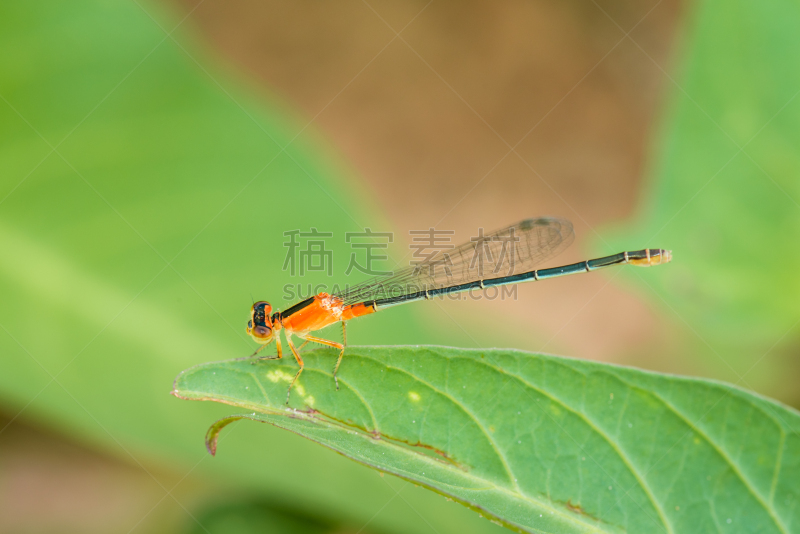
{"left": 172, "top": 346, "right": 800, "bottom": 534}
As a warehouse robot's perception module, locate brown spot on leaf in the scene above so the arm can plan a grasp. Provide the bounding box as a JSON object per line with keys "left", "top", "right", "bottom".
{"left": 566, "top": 500, "right": 585, "bottom": 515}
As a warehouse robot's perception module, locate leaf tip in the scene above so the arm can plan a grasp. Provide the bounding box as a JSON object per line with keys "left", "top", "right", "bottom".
{"left": 206, "top": 433, "right": 218, "bottom": 456}
{"left": 204, "top": 416, "right": 246, "bottom": 457}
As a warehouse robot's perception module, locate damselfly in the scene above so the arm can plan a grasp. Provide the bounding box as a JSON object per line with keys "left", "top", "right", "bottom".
{"left": 246, "top": 217, "right": 671, "bottom": 403}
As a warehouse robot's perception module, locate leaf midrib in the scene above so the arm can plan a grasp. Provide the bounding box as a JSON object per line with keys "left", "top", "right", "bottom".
{"left": 346, "top": 356, "right": 522, "bottom": 491}
{"left": 322, "top": 351, "right": 789, "bottom": 534}
{"left": 377, "top": 350, "right": 790, "bottom": 534}
{"left": 221, "top": 408, "right": 613, "bottom": 534}
{"left": 233, "top": 354, "right": 672, "bottom": 533}
{"left": 179, "top": 348, "right": 795, "bottom": 534}
{"left": 332, "top": 352, "right": 671, "bottom": 533}
{"left": 177, "top": 379, "right": 611, "bottom": 533}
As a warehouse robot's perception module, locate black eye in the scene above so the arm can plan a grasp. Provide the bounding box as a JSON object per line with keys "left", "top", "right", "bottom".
{"left": 247, "top": 320, "right": 253, "bottom": 328}
{"left": 253, "top": 301, "right": 271, "bottom": 321}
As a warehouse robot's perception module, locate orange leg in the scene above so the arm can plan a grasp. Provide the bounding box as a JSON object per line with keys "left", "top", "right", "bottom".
{"left": 284, "top": 334, "right": 304, "bottom": 404}
{"left": 339, "top": 321, "right": 347, "bottom": 387}
{"left": 301, "top": 321, "right": 347, "bottom": 390}
{"left": 256, "top": 335, "right": 282, "bottom": 361}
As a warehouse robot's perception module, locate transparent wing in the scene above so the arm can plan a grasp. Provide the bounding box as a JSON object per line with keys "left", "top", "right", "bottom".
{"left": 334, "top": 217, "right": 575, "bottom": 305}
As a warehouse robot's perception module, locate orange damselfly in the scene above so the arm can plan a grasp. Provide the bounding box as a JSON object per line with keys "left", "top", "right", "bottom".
{"left": 246, "top": 217, "right": 671, "bottom": 403}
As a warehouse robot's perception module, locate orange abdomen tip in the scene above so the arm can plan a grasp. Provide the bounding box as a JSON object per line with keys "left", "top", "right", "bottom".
{"left": 629, "top": 249, "right": 672, "bottom": 267}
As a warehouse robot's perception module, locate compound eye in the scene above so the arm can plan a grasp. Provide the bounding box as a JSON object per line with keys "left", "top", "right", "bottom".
{"left": 247, "top": 320, "right": 253, "bottom": 329}
{"left": 253, "top": 300, "right": 272, "bottom": 313}
{"left": 255, "top": 325, "right": 271, "bottom": 337}
{"left": 252, "top": 301, "right": 272, "bottom": 323}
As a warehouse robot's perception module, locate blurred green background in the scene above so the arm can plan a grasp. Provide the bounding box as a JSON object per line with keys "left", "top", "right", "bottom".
{"left": 1, "top": 0, "right": 798, "bottom": 532}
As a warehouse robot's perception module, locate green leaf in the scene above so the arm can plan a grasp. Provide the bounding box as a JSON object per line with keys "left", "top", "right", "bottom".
{"left": 174, "top": 346, "right": 800, "bottom": 534}
{"left": 184, "top": 499, "right": 340, "bottom": 534}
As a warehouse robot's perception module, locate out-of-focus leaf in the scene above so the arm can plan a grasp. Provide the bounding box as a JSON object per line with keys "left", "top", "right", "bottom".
{"left": 184, "top": 500, "right": 338, "bottom": 534}
{"left": 175, "top": 346, "right": 800, "bottom": 534}
{"left": 603, "top": 0, "right": 800, "bottom": 391}
{"left": 0, "top": 1, "right": 499, "bottom": 533}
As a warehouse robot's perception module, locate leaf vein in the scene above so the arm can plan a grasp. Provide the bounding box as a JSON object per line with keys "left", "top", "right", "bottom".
{"left": 647, "top": 391, "right": 788, "bottom": 534}
{"left": 248, "top": 372, "right": 272, "bottom": 405}
{"left": 465, "top": 358, "right": 675, "bottom": 534}
{"left": 769, "top": 429, "right": 785, "bottom": 505}
{"left": 351, "top": 354, "right": 522, "bottom": 492}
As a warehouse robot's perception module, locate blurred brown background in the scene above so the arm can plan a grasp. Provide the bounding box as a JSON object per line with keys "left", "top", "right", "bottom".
{"left": 175, "top": 0, "right": 683, "bottom": 364}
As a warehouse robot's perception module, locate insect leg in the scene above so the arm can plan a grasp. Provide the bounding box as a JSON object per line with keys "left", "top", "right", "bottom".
{"left": 337, "top": 321, "right": 347, "bottom": 390}
{"left": 300, "top": 326, "right": 346, "bottom": 391}
{"left": 284, "top": 333, "right": 304, "bottom": 404}
{"left": 249, "top": 337, "right": 275, "bottom": 358}
{"left": 257, "top": 335, "right": 282, "bottom": 361}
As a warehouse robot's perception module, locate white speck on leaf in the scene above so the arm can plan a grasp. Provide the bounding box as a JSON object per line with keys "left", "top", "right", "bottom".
{"left": 727, "top": 519, "right": 732, "bottom": 524}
